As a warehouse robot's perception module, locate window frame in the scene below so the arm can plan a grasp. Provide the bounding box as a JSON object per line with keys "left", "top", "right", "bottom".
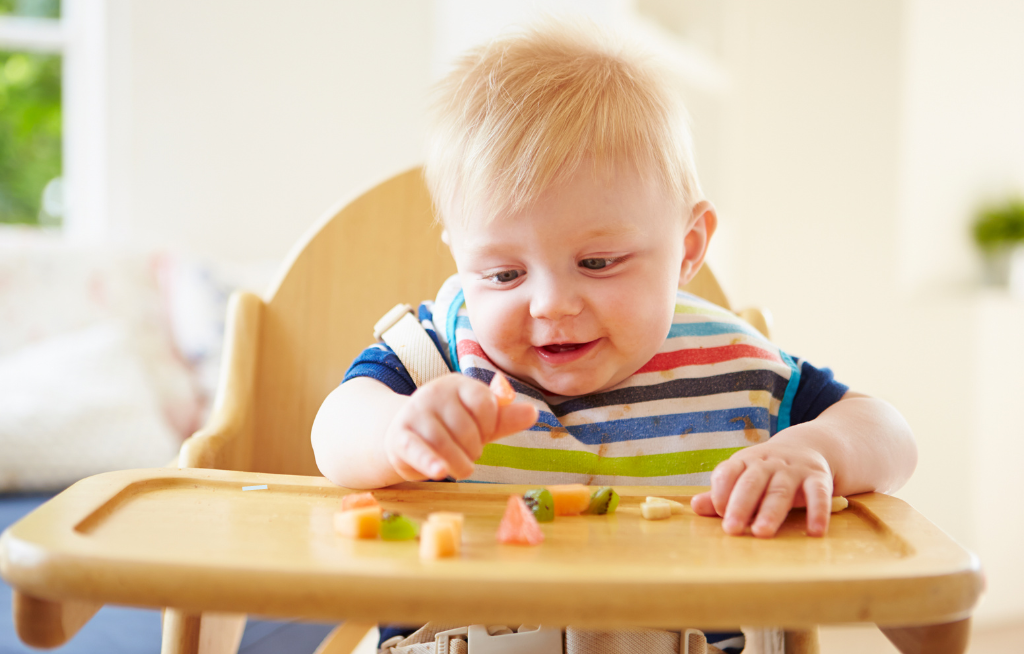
{"left": 0, "top": 0, "right": 107, "bottom": 239}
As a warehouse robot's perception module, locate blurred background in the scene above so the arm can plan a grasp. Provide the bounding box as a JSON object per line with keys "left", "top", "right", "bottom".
{"left": 1, "top": 0, "right": 1022, "bottom": 650}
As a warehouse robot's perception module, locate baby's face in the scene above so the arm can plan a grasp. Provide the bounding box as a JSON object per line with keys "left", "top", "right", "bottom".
{"left": 446, "top": 167, "right": 687, "bottom": 397}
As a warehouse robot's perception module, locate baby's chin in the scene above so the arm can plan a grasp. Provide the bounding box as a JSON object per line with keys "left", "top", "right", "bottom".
{"left": 520, "top": 370, "right": 625, "bottom": 398}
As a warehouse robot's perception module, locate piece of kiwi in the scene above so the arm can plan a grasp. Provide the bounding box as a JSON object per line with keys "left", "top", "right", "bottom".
{"left": 380, "top": 511, "right": 419, "bottom": 541}
{"left": 522, "top": 488, "right": 555, "bottom": 522}
{"left": 586, "top": 487, "right": 620, "bottom": 515}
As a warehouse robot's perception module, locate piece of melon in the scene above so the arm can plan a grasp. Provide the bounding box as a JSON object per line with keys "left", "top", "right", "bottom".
{"left": 496, "top": 495, "right": 545, "bottom": 545}
{"left": 490, "top": 371, "right": 517, "bottom": 406}
{"left": 427, "top": 512, "right": 464, "bottom": 544}
{"left": 546, "top": 484, "right": 592, "bottom": 516}
{"left": 334, "top": 506, "right": 382, "bottom": 538}
{"left": 420, "top": 521, "right": 458, "bottom": 559}
{"left": 640, "top": 501, "right": 672, "bottom": 521}
{"left": 645, "top": 496, "right": 685, "bottom": 515}
{"left": 340, "top": 491, "right": 378, "bottom": 512}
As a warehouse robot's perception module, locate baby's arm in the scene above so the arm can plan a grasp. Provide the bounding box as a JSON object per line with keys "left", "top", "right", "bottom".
{"left": 691, "top": 391, "right": 916, "bottom": 538}
{"left": 312, "top": 375, "right": 538, "bottom": 489}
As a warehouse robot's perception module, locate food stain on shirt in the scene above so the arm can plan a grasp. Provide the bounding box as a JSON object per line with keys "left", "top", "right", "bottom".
{"left": 729, "top": 415, "right": 762, "bottom": 443}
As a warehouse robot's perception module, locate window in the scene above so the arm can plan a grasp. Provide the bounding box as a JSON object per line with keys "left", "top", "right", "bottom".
{"left": 0, "top": 0, "right": 63, "bottom": 227}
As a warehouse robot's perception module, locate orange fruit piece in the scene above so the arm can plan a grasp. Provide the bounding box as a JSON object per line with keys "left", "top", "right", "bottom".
{"left": 420, "top": 520, "right": 458, "bottom": 559}
{"left": 496, "top": 495, "right": 545, "bottom": 545}
{"left": 333, "top": 506, "right": 382, "bottom": 538}
{"left": 340, "top": 491, "right": 378, "bottom": 511}
{"left": 427, "top": 512, "right": 464, "bottom": 544}
{"left": 547, "top": 484, "right": 593, "bottom": 516}
{"left": 490, "top": 371, "right": 516, "bottom": 406}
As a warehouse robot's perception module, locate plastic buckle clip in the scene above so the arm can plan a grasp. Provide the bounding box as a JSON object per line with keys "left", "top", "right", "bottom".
{"left": 466, "top": 625, "right": 562, "bottom": 654}
{"left": 434, "top": 626, "right": 469, "bottom": 654}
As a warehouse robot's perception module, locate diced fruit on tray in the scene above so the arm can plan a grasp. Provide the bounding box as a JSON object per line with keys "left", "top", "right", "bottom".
{"left": 380, "top": 512, "right": 419, "bottom": 541}
{"left": 645, "top": 496, "right": 685, "bottom": 515}
{"left": 334, "top": 506, "right": 383, "bottom": 538}
{"left": 496, "top": 495, "right": 545, "bottom": 546}
{"left": 427, "top": 512, "right": 464, "bottom": 543}
{"left": 490, "top": 371, "right": 517, "bottom": 406}
{"left": 831, "top": 496, "right": 849, "bottom": 513}
{"left": 640, "top": 501, "right": 672, "bottom": 521}
{"left": 339, "top": 491, "right": 378, "bottom": 512}
{"left": 547, "top": 484, "right": 593, "bottom": 516}
{"left": 523, "top": 488, "right": 555, "bottom": 522}
{"left": 420, "top": 521, "right": 459, "bottom": 559}
{"left": 586, "top": 487, "right": 620, "bottom": 515}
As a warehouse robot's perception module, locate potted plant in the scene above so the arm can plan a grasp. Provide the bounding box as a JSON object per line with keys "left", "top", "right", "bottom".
{"left": 972, "top": 198, "right": 1024, "bottom": 287}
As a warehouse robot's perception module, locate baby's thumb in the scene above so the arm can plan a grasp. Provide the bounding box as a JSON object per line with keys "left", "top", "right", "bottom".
{"left": 491, "top": 403, "right": 539, "bottom": 442}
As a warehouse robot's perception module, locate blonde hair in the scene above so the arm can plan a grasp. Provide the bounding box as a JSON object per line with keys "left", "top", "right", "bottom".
{"left": 425, "top": 20, "right": 703, "bottom": 228}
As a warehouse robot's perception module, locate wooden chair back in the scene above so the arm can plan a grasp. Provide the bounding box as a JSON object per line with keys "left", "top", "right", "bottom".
{"left": 182, "top": 167, "right": 743, "bottom": 477}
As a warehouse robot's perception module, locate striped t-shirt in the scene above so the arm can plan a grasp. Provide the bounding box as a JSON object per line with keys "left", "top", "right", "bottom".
{"left": 344, "top": 275, "right": 848, "bottom": 486}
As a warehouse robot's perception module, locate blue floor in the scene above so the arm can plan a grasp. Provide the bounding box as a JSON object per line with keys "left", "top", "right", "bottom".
{"left": 0, "top": 493, "right": 338, "bottom": 654}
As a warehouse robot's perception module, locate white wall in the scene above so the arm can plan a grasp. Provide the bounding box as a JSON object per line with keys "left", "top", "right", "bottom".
{"left": 104, "top": 0, "right": 433, "bottom": 262}
{"left": 715, "top": 0, "right": 1024, "bottom": 626}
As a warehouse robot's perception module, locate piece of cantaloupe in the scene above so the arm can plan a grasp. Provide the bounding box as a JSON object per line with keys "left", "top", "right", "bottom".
{"left": 490, "top": 371, "right": 516, "bottom": 406}
{"left": 427, "top": 512, "right": 464, "bottom": 543}
{"left": 340, "top": 491, "right": 378, "bottom": 512}
{"left": 546, "top": 484, "right": 593, "bottom": 516}
{"left": 334, "top": 506, "right": 382, "bottom": 538}
{"left": 420, "top": 520, "right": 458, "bottom": 559}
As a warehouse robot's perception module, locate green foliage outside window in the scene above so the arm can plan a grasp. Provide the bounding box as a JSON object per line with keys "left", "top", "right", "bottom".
{"left": 0, "top": 51, "right": 62, "bottom": 225}
{"left": 0, "top": 0, "right": 61, "bottom": 19}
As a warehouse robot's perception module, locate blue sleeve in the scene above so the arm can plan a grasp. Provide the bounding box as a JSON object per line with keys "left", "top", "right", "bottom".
{"left": 343, "top": 344, "right": 418, "bottom": 396}
{"left": 342, "top": 302, "right": 449, "bottom": 396}
{"left": 789, "top": 360, "right": 849, "bottom": 426}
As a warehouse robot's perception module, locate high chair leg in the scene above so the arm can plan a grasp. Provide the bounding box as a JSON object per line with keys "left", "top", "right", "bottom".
{"left": 783, "top": 628, "right": 819, "bottom": 654}
{"left": 11, "top": 590, "right": 102, "bottom": 648}
{"left": 880, "top": 618, "right": 971, "bottom": 654}
{"left": 313, "top": 621, "right": 378, "bottom": 654}
{"left": 161, "top": 609, "right": 247, "bottom": 654}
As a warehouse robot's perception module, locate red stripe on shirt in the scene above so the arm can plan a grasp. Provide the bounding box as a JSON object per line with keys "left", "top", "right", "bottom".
{"left": 457, "top": 339, "right": 493, "bottom": 364}
{"left": 636, "top": 344, "right": 782, "bottom": 374}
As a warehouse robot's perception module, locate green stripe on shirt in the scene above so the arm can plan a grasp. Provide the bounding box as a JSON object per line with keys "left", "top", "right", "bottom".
{"left": 476, "top": 443, "right": 744, "bottom": 477}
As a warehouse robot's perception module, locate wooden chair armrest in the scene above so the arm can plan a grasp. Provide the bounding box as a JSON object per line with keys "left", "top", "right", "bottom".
{"left": 178, "top": 291, "right": 264, "bottom": 471}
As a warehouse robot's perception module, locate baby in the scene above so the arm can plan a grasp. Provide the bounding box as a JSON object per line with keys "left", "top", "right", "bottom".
{"left": 312, "top": 22, "right": 917, "bottom": 542}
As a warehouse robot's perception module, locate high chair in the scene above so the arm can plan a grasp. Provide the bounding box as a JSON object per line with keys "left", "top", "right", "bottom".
{"left": 0, "top": 169, "right": 981, "bottom": 654}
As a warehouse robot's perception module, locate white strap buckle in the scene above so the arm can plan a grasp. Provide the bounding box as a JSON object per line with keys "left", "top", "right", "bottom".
{"left": 374, "top": 303, "right": 414, "bottom": 341}
{"left": 466, "top": 625, "right": 562, "bottom": 654}
{"left": 434, "top": 626, "right": 470, "bottom": 654}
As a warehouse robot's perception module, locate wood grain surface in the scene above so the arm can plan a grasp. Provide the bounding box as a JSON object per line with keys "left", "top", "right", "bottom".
{"left": 0, "top": 468, "right": 982, "bottom": 631}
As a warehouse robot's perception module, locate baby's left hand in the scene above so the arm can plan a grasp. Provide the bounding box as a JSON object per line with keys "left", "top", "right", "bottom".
{"left": 690, "top": 439, "right": 834, "bottom": 538}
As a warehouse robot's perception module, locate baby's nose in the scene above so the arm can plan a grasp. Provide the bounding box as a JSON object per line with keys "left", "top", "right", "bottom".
{"left": 529, "top": 277, "right": 584, "bottom": 321}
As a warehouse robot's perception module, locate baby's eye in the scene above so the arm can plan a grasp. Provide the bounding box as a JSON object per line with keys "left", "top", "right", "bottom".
{"left": 579, "top": 257, "right": 615, "bottom": 270}
{"left": 488, "top": 269, "right": 523, "bottom": 284}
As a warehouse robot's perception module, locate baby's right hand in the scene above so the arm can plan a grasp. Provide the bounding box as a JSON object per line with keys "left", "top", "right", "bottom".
{"left": 383, "top": 373, "right": 539, "bottom": 481}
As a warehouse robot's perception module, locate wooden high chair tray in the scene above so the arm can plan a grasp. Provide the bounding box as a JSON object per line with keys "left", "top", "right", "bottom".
{"left": 0, "top": 467, "right": 981, "bottom": 630}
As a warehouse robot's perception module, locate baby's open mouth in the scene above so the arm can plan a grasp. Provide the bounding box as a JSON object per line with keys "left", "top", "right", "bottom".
{"left": 541, "top": 342, "right": 589, "bottom": 353}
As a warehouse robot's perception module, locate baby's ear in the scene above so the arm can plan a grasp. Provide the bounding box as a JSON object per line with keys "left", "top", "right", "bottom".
{"left": 441, "top": 229, "right": 451, "bottom": 246}
{"left": 679, "top": 201, "right": 718, "bottom": 286}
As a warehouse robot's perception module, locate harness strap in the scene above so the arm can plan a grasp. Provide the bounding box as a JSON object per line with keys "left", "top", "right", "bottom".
{"left": 374, "top": 304, "right": 450, "bottom": 388}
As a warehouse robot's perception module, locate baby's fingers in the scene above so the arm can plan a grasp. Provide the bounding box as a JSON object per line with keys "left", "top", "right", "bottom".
{"left": 751, "top": 473, "right": 799, "bottom": 538}
{"left": 389, "top": 428, "right": 446, "bottom": 481}
{"left": 489, "top": 403, "right": 539, "bottom": 443}
{"left": 690, "top": 491, "right": 717, "bottom": 516}
{"left": 709, "top": 458, "right": 746, "bottom": 518}
{"left": 803, "top": 475, "right": 833, "bottom": 537}
{"left": 722, "top": 464, "right": 772, "bottom": 535}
